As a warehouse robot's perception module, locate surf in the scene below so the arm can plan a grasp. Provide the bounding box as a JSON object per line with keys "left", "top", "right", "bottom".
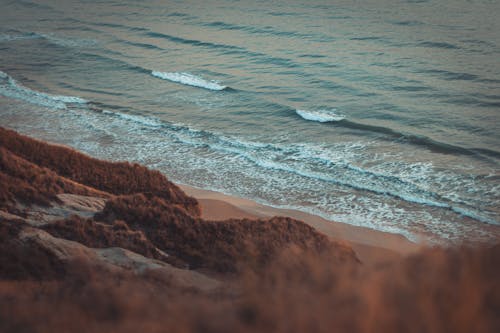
{"left": 294, "top": 107, "right": 500, "bottom": 160}
{"left": 296, "top": 109, "right": 345, "bottom": 122}
{"left": 91, "top": 108, "right": 498, "bottom": 226}
{"left": 0, "top": 70, "right": 87, "bottom": 109}
{"left": 151, "top": 71, "right": 227, "bottom": 91}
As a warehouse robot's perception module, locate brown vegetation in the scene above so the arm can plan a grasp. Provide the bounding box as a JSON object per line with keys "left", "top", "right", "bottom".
{"left": 0, "top": 243, "right": 498, "bottom": 333}
{"left": 42, "top": 216, "right": 168, "bottom": 263}
{"left": 232, "top": 244, "right": 500, "bottom": 333}
{"left": 0, "top": 220, "right": 66, "bottom": 280}
{"left": 1, "top": 126, "right": 351, "bottom": 274}
{"left": 94, "top": 194, "right": 356, "bottom": 273}
{"left": 0, "top": 147, "right": 102, "bottom": 211}
{"left": 0, "top": 127, "right": 199, "bottom": 215}
{"left": 1, "top": 127, "right": 499, "bottom": 332}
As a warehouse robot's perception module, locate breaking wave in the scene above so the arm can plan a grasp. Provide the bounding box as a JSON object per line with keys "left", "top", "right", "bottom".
{"left": 0, "top": 70, "right": 87, "bottom": 109}
{"left": 296, "top": 109, "right": 345, "bottom": 122}
{"left": 94, "top": 108, "right": 498, "bottom": 226}
{"left": 151, "top": 71, "right": 227, "bottom": 91}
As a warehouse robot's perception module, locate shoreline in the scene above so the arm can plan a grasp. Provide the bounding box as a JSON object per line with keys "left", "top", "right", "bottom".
{"left": 0, "top": 124, "right": 422, "bottom": 264}
{"left": 179, "top": 184, "right": 422, "bottom": 265}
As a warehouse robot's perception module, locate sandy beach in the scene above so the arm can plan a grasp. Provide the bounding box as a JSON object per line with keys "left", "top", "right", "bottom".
{"left": 179, "top": 184, "right": 422, "bottom": 265}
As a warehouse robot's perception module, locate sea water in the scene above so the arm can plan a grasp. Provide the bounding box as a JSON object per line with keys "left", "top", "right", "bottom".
{"left": 1, "top": 0, "right": 499, "bottom": 243}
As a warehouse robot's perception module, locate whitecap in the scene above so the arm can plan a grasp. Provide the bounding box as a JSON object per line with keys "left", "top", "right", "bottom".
{"left": 296, "top": 109, "right": 345, "bottom": 122}
{"left": 151, "top": 71, "right": 226, "bottom": 91}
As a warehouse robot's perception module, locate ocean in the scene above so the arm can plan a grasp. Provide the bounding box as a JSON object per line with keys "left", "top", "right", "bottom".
{"left": 1, "top": 0, "right": 499, "bottom": 244}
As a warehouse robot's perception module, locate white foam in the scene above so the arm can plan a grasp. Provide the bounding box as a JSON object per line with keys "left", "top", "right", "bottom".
{"left": 0, "top": 70, "right": 87, "bottom": 109}
{"left": 63, "top": 106, "right": 499, "bottom": 231}
{"left": 8, "top": 100, "right": 496, "bottom": 243}
{"left": 102, "top": 110, "right": 162, "bottom": 127}
{"left": 451, "top": 206, "right": 499, "bottom": 226}
{"left": 296, "top": 109, "right": 345, "bottom": 122}
{"left": 90, "top": 108, "right": 488, "bottom": 219}
{"left": 37, "top": 33, "right": 98, "bottom": 48}
{"left": 151, "top": 71, "right": 226, "bottom": 91}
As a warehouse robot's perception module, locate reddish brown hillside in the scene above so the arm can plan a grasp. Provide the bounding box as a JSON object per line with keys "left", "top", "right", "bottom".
{"left": 0, "top": 146, "right": 104, "bottom": 211}
{"left": 0, "top": 220, "right": 66, "bottom": 280}
{"left": 0, "top": 239, "right": 498, "bottom": 333}
{"left": 1, "top": 126, "right": 355, "bottom": 274}
{"left": 0, "top": 127, "right": 498, "bottom": 333}
{"left": 95, "top": 194, "right": 355, "bottom": 272}
{"left": 42, "top": 216, "right": 169, "bottom": 263}
{"left": 0, "top": 127, "right": 199, "bottom": 216}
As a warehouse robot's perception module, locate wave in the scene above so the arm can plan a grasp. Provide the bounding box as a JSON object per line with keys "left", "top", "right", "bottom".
{"left": 151, "top": 71, "right": 227, "bottom": 91}
{"left": 417, "top": 41, "right": 460, "bottom": 50}
{"left": 341, "top": 120, "right": 500, "bottom": 159}
{"left": 391, "top": 20, "right": 423, "bottom": 26}
{"left": 120, "top": 39, "right": 164, "bottom": 51}
{"left": 201, "top": 21, "right": 332, "bottom": 42}
{"left": 100, "top": 110, "right": 163, "bottom": 127}
{"left": 17, "top": 0, "right": 55, "bottom": 11}
{"left": 0, "top": 33, "right": 38, "bottom": 42}
{"left": 0, "top": 71, "right": 87, "bottom": 109}
{"left": 295, "top": 111, "right": 500, "bottom": 160}
{"left": 145, "top": 31, "right": 241, "bottom": 51}
{"left": 418, "top": 68, "right": 478, "bottom": 81}
{"left": 37, "top": 33, "right": 98, "bottom": 48}
{"left": 296, "top": 109, "right": 345, "bottom": 122}
{"left": 78, "top": 52, "right": 152, "bottom": 76}
{"left": 144, "top": 31, "right": 300, "bottom": 69}
{"left": 93, "top": 108, "right": 498, "bottom": 226}
{"left": 92, "top": 22, "right": 149, "bottom": 33}
{"left": 0, "top": 31, "right": 97, "bottom": 48}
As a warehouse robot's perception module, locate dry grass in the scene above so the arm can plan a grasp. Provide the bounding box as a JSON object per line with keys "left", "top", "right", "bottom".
{"left": 0, "top": 147, "right": 101, "bottom": 210}
{"left": 1, "top": 127, "right": 499, "bottom": 332}
{"left": 42, "top": 216, "right": 168, "bottom": 263}
{"left": 95, "top": 193, "right": 356, "bottom": 273}
{"left": 0, "top": 243, "right": 498, "bottom": 333}
{"left": 0, "top": 127, "right": 199, "bottom": 215}
{"left": 0, "top": 220, "right": 66, "bottom": 280}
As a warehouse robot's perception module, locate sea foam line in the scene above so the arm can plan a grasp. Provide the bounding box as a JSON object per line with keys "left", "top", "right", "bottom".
{"left": 151, "top": 71, "right": 227, "bottom": 91}
{"left": 95, "top": 108, "right": 498, "bottom": 225}
{"left": 0, "top": 70, "right": 87, "bottom": 109}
